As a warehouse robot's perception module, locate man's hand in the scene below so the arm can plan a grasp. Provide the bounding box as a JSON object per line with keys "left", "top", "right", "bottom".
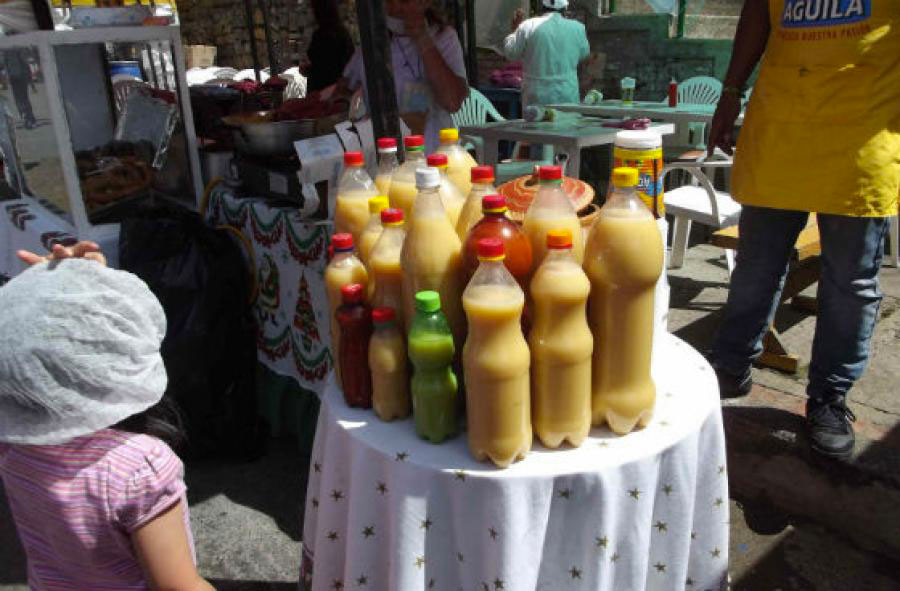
{"left": 17, "top": 241, "right": 107, "bottom": 267}
{"left": 511, "top": 8, "right": 526, "bottom": 32}
{"left": 707, "top": 93, "right": 742, "bottom": 157}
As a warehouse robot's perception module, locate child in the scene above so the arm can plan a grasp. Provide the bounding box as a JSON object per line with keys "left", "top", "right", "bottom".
{"left": 0, "top": 255, "right": 214, "bottom": 591}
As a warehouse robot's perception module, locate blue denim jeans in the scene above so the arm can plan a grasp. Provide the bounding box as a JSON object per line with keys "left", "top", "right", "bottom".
{"left": 711, "top": 205, "right": 889, "bottom": 402}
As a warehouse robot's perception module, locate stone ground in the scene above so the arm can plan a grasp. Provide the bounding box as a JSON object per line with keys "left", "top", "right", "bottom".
{"left": 3, "top": 240, "right": 900, "bottom": 590}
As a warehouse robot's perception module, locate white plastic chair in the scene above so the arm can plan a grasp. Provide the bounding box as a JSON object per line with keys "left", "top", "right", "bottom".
{"left": 662, "top": 152, "right": 741, "bottom": 273}
{"left": 112, "top": 79, "right": 152, "bottom": 117}
{"left": 663, "top": 76, "right": 723, "bottom": 156}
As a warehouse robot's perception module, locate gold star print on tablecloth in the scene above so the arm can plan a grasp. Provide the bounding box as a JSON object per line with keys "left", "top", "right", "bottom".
{"left": 415, "top": 556, "right": 425, "bottom": 568}
{"left": 327, "top": 531, "right": 339, "bottom": 542}
{"left": 311, "top": 497, "right": 319, "bottom": 509}
{"left": 710, "top": 547, "right": 721, "bottom": 558}
{"left": 654, "top": 521, "right": 668, "bottom": 533}
{"left": 428, "top": 578, "right": 435, "bottom": 588}
{"left": 331, "top": 489, "right": 344, "bottom": 502}
{"left": 395, "top": 451, "right": 409, "bottom": 461}
{"left": 714, "top": 497, "right": 724, "bottom": 508}
{"left": 686, "top": 577, "right": 695, "bottom": 586}
{"left": 454, "top": 470, "right": 467, "bottom": 481}
{"left": 331, "top": 579, "right": 343, "bottom": 590}
{"left": 362, "top": 525, "right": 375, "bottom": 539}
{"left": 457, "top": 552, "right": 465, "bottom": 563}
{"left": 559, "top": 488, "right": 572, "bottom": 499}
{"left": 654, "top": 562, "right": 666, "bottom": 573}
{"left": 313, "top": 462, "right": 322, "bottom": 473}
{"left": 628, "top": 488, "right": 641, "bottom": 500}
{"left": 488, "top": 527, "right": 499, "bottom": 540}
{"left": 376, "top": 482, "right": 387, "bottom": 495}
{"left": 493, "top": 578, "right": 505, "bottom": 589}
{"left": 610, "top": 552, "right": 620, "bottom": 563}
{"left": 356, "top": 575, "right": 367, "bottom": 586}
{"left": 569, "top": 566, "right": 582, "bottom": 579}
{"left": 595, "top": 536, "right": 609, "bottom": 549}
{"left": 718, "top": 465, "right": 726, "bottom": 475}
{"left": 662, "top": 484, "right": 674, "bottom": 496}
{"left": 691, "top": 531, "right": 697, "bottom": 540}
{"left": 421, "top": 518, "right": 433, "bottom": 530}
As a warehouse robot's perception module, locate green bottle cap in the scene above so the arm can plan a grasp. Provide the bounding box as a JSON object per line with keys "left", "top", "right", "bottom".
{"left": 415, "top": 290, "right": 441, "bottom": 313}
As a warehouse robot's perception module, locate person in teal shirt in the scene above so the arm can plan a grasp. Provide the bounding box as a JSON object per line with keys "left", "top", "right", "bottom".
{"left": 502, "top": 0, "right": 590, "bottom": 110}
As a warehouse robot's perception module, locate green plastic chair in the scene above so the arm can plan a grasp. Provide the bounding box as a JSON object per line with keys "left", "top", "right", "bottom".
{"left": 452, "top": 88, "right": 554, "bottom": 184}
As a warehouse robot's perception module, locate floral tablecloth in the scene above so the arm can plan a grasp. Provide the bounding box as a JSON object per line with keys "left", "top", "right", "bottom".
{"left": 301, "top": 334, "right": 729, "bottom": 591}
{"left": 206, "top": 186, "right": 334, "bottom": 396}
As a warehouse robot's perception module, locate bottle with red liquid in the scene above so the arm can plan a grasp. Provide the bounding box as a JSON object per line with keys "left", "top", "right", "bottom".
{"left": 461, "top": 195, "right": 533, "bottom": 290}
{"left": 668, "top": 79, "right": 678, "bottom": 108}
{"left": 336, "top": 283, "right": 373, "bottom": 408}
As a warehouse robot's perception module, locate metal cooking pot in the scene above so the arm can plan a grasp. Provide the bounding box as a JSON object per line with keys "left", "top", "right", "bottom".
{"left": 222, "top": 112, "right": 316, "bottom": 156}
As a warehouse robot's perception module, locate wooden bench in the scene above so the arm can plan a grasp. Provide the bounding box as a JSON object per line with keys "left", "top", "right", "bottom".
{"left": 711, "top": 216, "right": 821, "bottom": 373}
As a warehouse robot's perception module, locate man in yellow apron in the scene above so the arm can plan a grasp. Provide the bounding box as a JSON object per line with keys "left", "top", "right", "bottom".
{"left": 707, "top": 0, "right": 899, "bottom": 458}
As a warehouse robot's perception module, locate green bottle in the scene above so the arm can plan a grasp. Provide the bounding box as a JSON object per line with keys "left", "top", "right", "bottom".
{"left": 408, "top": 291, "right": 458, "bottom": 443}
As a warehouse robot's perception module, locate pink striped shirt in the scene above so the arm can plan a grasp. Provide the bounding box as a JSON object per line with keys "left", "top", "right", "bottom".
{"left": 0, "top": 429, "right": 195, "bottom": 591}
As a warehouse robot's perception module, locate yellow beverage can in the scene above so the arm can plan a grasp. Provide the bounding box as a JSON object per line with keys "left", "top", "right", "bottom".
{"left": 612, "top": 130, "right": 664, "bottom": 217}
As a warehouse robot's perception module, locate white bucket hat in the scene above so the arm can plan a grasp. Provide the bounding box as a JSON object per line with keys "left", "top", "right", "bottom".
{"left": 543, "top": 0, "right": 569, "bottom": 9}
{"left": 0, "top": 259, "right": 167, "bottom": 445}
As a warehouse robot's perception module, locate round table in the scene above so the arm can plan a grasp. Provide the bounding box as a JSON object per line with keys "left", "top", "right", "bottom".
{"left": 300, "top": 334, "right": 728, "bottom": 591}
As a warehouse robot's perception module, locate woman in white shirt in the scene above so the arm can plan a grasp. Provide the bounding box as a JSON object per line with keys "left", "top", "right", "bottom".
{"left": 338, "top": 0, "right": 468, "bottom": 152}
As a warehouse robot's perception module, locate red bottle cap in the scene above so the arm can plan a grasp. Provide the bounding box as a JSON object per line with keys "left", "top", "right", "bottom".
{"left": 404, "top": 135, "right": 425, "bottom": 148}
{"left": 371, "top": 307, "right": 396, "bottom": 324}
{"left": 539, "top": 165, "right": 562, "bottom": 181}
{"left": 482, "top": 195, "right": 507, "bottom": 213}
{"left": 344, "top": 151, "right": 364, "bottom": 166}
{"left": 427, "top": 153, "right": 449, "bottom": 167}
{"left": 332, "top": 233, "right": 354, "bottom": 252}
{"left": 546, "top": 229, "right": 573, "bottom": 249}
{"left": 477, "top": 237, "right": 505, "bottom": 260}
{"left": 341, "top": 283, "right": 365, "bottom": 303}
{"left": 471, "top": 165, "right": 494, "bottom": 182}
{"left": 377, "top": 137, "right": 397, "bottom": 150}
{"left": 380, "top": 208, "right": 404, "bottom": 225}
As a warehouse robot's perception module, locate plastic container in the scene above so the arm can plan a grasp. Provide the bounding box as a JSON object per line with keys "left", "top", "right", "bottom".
{"left": 522, "top": 165, "right": 585, "bottom": 269}
{"left": 668, "top": 79, "right": 678, "bottom": 108}
{"left": 336, "top": 283, "right": 373, "bottom": 408}
{"left": 325, "top": 233, "right": 368, "bottom": 386}
{"left": 409, "top": 291, "right": 459, "bottom": 443}
{"left": 389, "top": 135, "right": 426, "bottom": 220}
{"left": 400, "top": 167, "right": 464, "bottom": 349}
{"left": 613, "top": 130, "right": 664, "bottom": 217}
{"left": 529, "top": 229, "right": 592, "bottom": 448}
{"left": 427, "top": 152, "right": 466, "bottom": 228}
{"left": 369, "top": 208, "right": 407, "bottom": 331}
{"left": 335, "top": 151, "right": 378, "bottom": 243}
{"left": 461, "top": 195, "right": 532, "bottom": 291}
{"left": 359, "top": 195, "right": 390, "bottom": 267}
{"left": 375, "top": 137, "right": 399, "bottom": 195}
{"left": 456, "top": 165, "right": 497, "bottom": 241}
{"left": 369, "top": 307, "right": 410, "bottom": 421}
{"left": 620, "top": 77, "right": 636, "bottom": 106}
{"left": 463, "top": 238, "right": 532, "bottom": 468}
{"left": 584, "top": 168, "right": 663, "bottom": 435}
{"left": 435, "top": 128, "right": 478, "bottom": 196}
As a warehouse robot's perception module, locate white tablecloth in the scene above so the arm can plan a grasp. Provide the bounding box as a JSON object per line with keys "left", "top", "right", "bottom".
{"left": 206, "top": 186, "right": 334, "bottom": 395}
{"left": 301, "top": 334, "right": 728, "bottom": 591}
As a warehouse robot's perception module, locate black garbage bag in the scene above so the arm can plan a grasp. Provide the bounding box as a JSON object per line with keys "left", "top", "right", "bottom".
{"left": 119, "top": 204, "right": 265, "bottom": 460}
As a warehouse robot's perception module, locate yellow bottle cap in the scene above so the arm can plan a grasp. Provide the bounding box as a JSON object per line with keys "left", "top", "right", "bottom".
{"left": 612, "top": 167, "right": 639, "bottom": 188}
{"left": 368, "top": 195, "right": 389, "bottom": 214}
{"left": 546, "top": 229, "right": 573, "bottom": 249}
{"left": 439, "top": 128, "right": 459, "bottom": 143}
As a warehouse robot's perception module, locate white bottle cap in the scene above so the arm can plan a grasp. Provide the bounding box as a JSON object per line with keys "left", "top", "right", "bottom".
{"left": 415, "top": 167, "right": 441, "bottom": 189}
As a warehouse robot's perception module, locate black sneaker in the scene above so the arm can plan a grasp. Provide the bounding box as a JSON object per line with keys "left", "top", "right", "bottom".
{"left": 806, "top": 396, "right": 856, "bottom": 459}
{"left": 711, "top": 363, "right": 752, "bottom": 399}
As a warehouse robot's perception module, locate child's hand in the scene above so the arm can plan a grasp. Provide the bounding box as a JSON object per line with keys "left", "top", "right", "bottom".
{"left": 17, "top": 241, "right": 107, "bottom": 267}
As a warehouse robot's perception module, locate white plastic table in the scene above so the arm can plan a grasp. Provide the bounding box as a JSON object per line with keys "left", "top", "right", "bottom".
{"left": 550, "top": 101, "right": 745, "bottom": 126}
{"left": 459, "top": 118, "right": 675, "bottom": 179}
{"left": 300, "top": 333, "right": 729, "bottom": 591}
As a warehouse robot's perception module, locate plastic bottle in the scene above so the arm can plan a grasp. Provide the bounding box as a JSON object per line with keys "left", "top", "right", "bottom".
{"left": 668, "top": 79, "right": 678, "bottom": 108}
{"left": 375, "top": 137, "right": 399, "bottom": 195}
{"left": 359, "top": 195, "right": 390, "bottom": 267}
{"left": 463, "top": 238, "right": 531, "bottom": 468}
{"left": 369, "top": 208, "right": 407, "bottom": 332}
{"left": 529, "top": 229, "right": 592, "bottom": 448}
{"left": 522, "top": 165, "right": 584, "bottom": 270}
{"left": 584, "top": 167, "right": 663, "bottom": 434}
{"left": 456, "top": 165, "right": 497, "bottom": 241}
{"left": 426, "top": 152, "right": 466, "bottom": 228}
{"left": 335, "top": 151, "right": 378, "bottom": 244}
{"left": 369, "top": 306, "right": 410, "bottom": 421}
{"left": 408, "top": 291, "right": 458, "bottom": 443}
{"left": 435, "top": 128, "right": 477, "bottom": 195}
{"left": 461, "top": 195, "right": 532, "bottom": 291}
{"left": 388, "top": 135, "right": 426, "bottom": 220}
{"left": 400, "top": 167, "right": 464, "bottom": 349}
{"left": 336, "top": 283, "right": 373, "bottom": 408}
{"left": 325, "top": 233, "right": 368, "bottom": 385}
